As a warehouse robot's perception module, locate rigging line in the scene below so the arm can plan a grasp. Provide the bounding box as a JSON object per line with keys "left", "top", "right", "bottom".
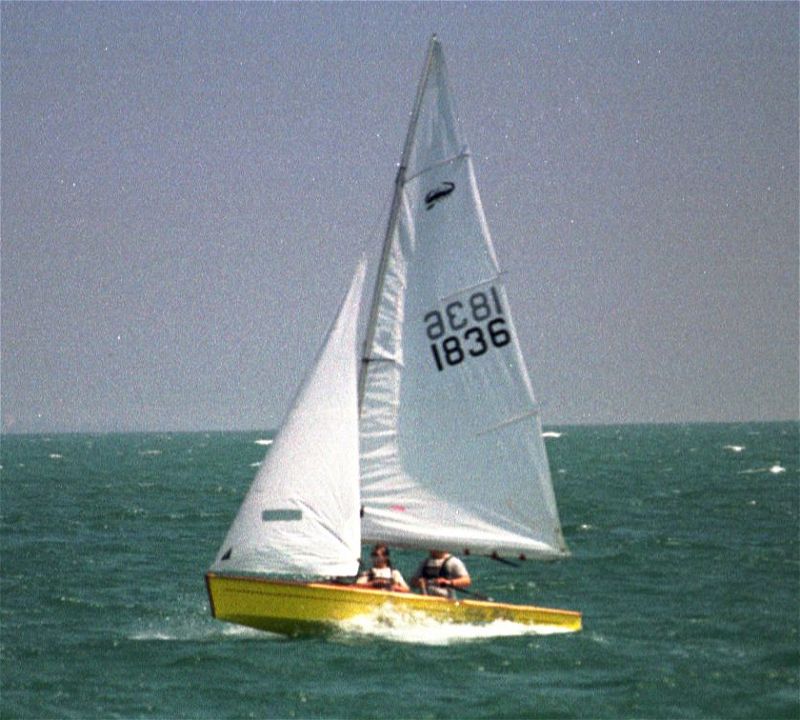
{"left": 475, "top": 409, "right": 541, "bottom": 437}
{"left": 358, "top": 35, "right": 438, "bottom": 409}
{"left": 360, "top": 173, "right": 395, "bottom": 263}
{"left": 402, "top": 150, "right": 471, "bottom": 185}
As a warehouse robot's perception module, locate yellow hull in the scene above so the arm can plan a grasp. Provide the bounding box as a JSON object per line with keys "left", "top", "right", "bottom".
{"left": 205, "top": 572, "right": 582, "bottom": 636}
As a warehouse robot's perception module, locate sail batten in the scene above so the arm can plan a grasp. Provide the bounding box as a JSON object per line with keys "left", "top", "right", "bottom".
{"left": 359, "top": 37, "right": 568, "bottom": 558}
{"left": 438, "top": 275, "right": 509, "bottom": 304}
{"left": 403, "top": 150, "right": 470, "bottom": 184}
{"left": 476, "top": 410, "right": 543, "bottom": 437}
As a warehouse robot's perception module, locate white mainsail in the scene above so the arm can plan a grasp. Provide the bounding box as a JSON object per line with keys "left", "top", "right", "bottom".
{"left": 212, "top": 259, "right": 367, "bottom": 577}
{"left": 359, "top": 37, "right": 568, "bottom": 559}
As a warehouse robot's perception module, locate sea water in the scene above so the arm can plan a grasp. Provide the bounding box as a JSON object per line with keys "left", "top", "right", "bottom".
{"left": 1, "top": 423, "right": 797, "bottom": 718}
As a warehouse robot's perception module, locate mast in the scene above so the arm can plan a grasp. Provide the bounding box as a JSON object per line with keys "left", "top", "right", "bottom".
{"left": 358, "top": 35, "right": 439, "bottom": 408}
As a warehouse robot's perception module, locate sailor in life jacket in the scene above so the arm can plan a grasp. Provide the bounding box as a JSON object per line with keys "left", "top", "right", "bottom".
{"left": 411, "top": 550, "right": 471, "bottom": 599}
{"left": 356, "top": 544, "right": 410, "bottom": 592}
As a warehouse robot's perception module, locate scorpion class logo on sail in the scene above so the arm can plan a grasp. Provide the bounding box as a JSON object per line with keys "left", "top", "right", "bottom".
{"left": 424, "top": 181, "right": 455, "bottom": 210}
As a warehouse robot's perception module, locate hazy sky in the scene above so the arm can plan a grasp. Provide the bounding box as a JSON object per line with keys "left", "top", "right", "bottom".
{"left": 2, "top": 2, "right": 797, "bottom": 433}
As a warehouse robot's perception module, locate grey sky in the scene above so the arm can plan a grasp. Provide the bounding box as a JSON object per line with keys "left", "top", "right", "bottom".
{"left": 2, "top": 2, "right": 797, "bottom": 433}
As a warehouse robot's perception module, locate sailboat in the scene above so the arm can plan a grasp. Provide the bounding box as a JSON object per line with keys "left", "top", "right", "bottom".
{"left": 205, "top": 36, "right": 581, "bottom": 636}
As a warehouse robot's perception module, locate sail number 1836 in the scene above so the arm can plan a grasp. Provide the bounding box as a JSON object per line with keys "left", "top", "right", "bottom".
{"left": 424, "top": 286, "right": 511, "bottom": 372}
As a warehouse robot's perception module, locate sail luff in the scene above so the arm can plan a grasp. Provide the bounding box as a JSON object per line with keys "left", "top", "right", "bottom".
{"left": 358, "top": 35, "right": 439, "bottom": 408}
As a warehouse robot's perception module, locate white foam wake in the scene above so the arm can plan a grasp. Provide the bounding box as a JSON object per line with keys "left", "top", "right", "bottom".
{"left": 333, "top": 605, "right": 573, "bottom": 645}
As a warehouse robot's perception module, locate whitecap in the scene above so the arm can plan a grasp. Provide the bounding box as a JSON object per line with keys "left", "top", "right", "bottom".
{"left": 738, "top": 465, "right": 788, "bottom": 475}
{"left": 723, "top": 445, "right": 745, "bottom": 453}
{"left": 130, "top": 631, "right": 177, "bottom": 641}
{"left": 542, "top": 431, "right": 562, "bottom": 439}
{"left": 254, "top": 439, "right": 274, "bottom": 446}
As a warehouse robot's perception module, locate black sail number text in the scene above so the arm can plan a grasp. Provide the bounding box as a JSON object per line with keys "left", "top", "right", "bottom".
{"left": 424, "top": 287, "right": 511, "bottom": 372}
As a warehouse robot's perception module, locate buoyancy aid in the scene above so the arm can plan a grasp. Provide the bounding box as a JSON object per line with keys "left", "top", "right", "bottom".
{"left": 421, "top": 554, "right": 455, "bottom": 580}
{"left": 367, "top": 566, "right": 395, "bottom": 589}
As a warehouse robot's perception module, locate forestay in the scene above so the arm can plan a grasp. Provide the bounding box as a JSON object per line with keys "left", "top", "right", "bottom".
{"left": 212, "top": 260, "right": 367, "bottom": 577}
{"left": 359, "top": 38, "right": 568, "bottom": 559}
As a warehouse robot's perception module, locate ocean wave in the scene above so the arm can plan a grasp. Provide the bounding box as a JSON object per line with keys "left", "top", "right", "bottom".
{"left": 129, "top": 610, "right": 281, "bottom": 643}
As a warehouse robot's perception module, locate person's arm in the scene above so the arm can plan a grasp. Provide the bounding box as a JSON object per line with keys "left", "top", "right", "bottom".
{"left": 434, "top": 557, "right": 471, "bottom": 589}
{"left": 436, "top": 574, "right": 470, "bottom": 590}
{"left": 392, "top": 570, "right": 410, "bottom": 592}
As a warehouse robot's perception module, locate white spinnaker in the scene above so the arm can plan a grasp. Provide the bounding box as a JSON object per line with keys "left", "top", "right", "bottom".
{"left": 213, "top": 260, "right": 367, "bottom": 577}
{"left": 359, "top": 38, "right": 567, "bottom": 559}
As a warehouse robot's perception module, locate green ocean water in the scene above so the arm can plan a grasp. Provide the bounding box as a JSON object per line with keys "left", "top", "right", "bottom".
{"left": 1, "top": 423, "right": 797, "bottom": 719}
